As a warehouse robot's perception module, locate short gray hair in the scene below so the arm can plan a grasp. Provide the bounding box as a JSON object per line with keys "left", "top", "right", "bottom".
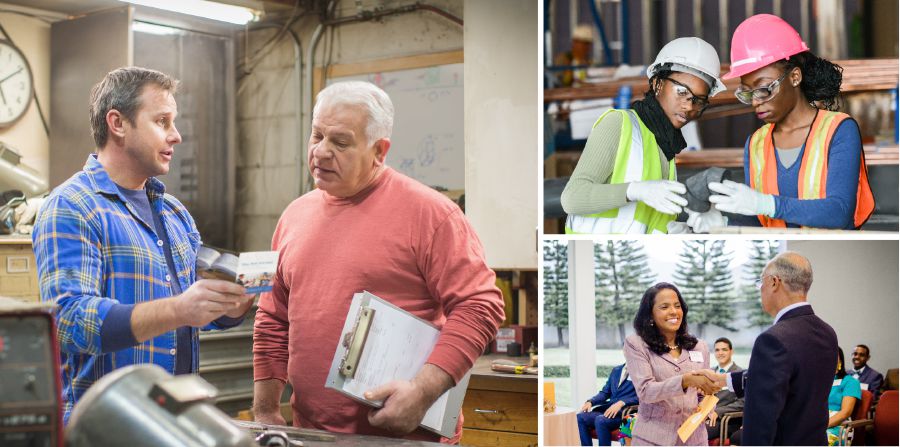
{"left": 90, "top": 67, "right": 179, "bottom": 148}
{"left": 765, "top": 251, "right": 813, "bottom": 294}
{"left": 313, "top": 81, "right": 393, "bottom": 146}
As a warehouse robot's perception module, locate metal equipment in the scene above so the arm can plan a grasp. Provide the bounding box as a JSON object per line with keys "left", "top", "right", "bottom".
{"left": 65, "top": 364, "right": 256, "bottom": 447}
{"left": 0, "top": 298, "right": 63, "bottom": 447}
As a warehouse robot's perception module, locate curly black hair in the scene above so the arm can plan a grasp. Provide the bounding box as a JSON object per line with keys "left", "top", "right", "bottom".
{"left": 776, "top": 51, "right": 843, "bottom": 111}
{"left": 633, "top": 282, "right": 698, "bottom": 356}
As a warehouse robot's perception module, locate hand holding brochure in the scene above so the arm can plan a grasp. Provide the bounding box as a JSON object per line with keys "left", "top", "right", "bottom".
{"left": 196, "top": 246, "right": 278, "bottom": 293}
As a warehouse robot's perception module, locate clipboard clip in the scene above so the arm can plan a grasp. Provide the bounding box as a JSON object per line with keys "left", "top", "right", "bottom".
{"left": 339, "top": 306, "right": 375, "bottom": 379}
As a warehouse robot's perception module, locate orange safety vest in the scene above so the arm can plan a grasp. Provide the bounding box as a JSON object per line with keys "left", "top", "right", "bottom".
{"left": 748, "top": 110, "right": 875, "bottom": 229}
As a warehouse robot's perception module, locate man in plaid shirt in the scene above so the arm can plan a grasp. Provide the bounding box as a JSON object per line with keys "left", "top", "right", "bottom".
{"left": 32, "top": 67, "right": 254, "bottom": 423}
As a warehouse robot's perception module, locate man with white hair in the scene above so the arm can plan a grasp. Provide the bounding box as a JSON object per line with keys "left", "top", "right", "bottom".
{"left": 704, "top": 251, "right": 838, "bottom": 445}
{"left": 251, "top": 81, "right": 505, "bottom": 442}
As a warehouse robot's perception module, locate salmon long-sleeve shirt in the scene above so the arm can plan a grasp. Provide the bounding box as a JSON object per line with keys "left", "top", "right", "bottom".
{"left": 253, "top": 167, "right": 505, "bottom": 442}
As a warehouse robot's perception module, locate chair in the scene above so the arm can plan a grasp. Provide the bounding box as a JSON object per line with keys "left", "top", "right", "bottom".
{"left": 843, "top": 390, "right": 898, "bottom": 446}
{"left": 588, "top": 404, "right": 638, "bottom": 443}
{"left": 709, "top": 411, "right": 743, "bottom": 446}
{"left": 884, "top": 369, "right": 898, "bottom": 391}
{"left": 839, "top": 390, "right": 874, "bottom": 445}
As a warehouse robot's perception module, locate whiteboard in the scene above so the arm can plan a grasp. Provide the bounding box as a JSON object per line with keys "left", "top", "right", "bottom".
{"left": 328, "top": 63, "right": 464, "bottom": 190}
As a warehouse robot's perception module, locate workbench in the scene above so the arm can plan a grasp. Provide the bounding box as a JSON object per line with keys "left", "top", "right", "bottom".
{"left": 460, "top": 354, "right": 538, "bottom": 447}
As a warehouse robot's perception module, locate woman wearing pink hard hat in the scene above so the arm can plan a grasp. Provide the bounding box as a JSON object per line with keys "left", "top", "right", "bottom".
{"left": 562, "top": 37, "right": 725, "bottom": 234}
{"left": 700, "top": 14, "right": 874, "bottom": 230}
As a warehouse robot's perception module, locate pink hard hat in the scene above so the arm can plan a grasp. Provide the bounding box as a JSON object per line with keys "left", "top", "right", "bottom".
{"left": 722, "top": 14, "right": 809, "bottom": 80}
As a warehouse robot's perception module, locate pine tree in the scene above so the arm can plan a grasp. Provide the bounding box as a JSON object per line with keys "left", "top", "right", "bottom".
{"left": 543, "top": 240, "right": 569, "bottom": 347}
{"left": 742, "top": 240, "right": 780, "bottom": 329}
{"left": 673, "top": 240, "right": 736, "bottom": 339}
{"left": 595, "top": 240, "right": 656, "bottom": 345}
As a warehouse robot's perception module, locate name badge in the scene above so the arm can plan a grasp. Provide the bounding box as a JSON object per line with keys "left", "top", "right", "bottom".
{"left": 688, "top": 351, "right": 703, "bottom": 363}
{"left": 833, "top": 379, "right": 842, "bottom": 387}
{"left": 860, "top": 383, "right": 869, "bottom": 391}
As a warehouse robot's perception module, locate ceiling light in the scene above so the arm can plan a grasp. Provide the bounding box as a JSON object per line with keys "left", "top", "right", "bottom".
{"left": 119, "top": 0, "right": 259, "bottom": 25}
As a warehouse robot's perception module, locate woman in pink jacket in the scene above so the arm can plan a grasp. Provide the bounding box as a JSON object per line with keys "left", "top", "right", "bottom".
{"left": 624, "top": 283, "right": 721, "bottom": 445}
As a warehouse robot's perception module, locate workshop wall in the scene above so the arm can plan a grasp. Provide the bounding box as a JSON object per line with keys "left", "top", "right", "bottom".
{"left": 235, "top": 0, "right": 463, "bottom": 251}
{"left": 0, "top": 4, "right": 53, "bottom": 185}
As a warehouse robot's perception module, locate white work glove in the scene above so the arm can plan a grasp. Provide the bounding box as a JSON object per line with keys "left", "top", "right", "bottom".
{"left": 625, "top": 180, "right": 688, "bottom": 215}
{"left": 708, "top": 180, "right": 776, "bottom": 216}
{"left": 666, "top": 221, "right": 691, "bottom": 234}
{"left": 685, "top": 208, "right": 729, "bottom": 233}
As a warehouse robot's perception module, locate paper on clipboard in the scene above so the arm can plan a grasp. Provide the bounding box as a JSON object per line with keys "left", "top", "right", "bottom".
{"left": 325, "top": 291, "right": 470, "bottom": 438}
{"left": 677, "top": 394, "right": 719, "bottom": 442}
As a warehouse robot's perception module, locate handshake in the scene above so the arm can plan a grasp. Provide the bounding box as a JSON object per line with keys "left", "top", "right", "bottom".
{"left": 682, "top": 370, "right": 728, "bottom": 395}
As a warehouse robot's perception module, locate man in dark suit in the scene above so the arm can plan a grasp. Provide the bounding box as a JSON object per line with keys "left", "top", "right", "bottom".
{"left": 705, "top": 252, "right": 838, "bottom": 446}
{"left": 707, "top": 337, "right": 743, "bottom": 441}
{"left": 849, "top": 344, "right": 884, "bottom": 395}
{"left": 576, "top": 363, "right": 638, "bottom": 446}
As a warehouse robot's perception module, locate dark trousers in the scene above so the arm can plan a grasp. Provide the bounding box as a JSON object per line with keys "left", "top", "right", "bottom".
{"left": 576, "top": 411, "right": 622, "bottom": 446}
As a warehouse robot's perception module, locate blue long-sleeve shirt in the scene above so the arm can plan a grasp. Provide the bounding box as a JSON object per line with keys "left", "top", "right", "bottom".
{"left": 739, "top": 118, "right": 862, "bottom": 229}
{"left": 32, "top": 155, "right": 245, "bottom": 424}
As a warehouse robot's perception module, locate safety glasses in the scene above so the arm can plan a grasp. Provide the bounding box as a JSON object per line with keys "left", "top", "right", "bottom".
{"left": 734, "top": 70, "right": 791, "bottom": 105}
{"left": 664, "top": 78, "right": 710, "bottom": 110}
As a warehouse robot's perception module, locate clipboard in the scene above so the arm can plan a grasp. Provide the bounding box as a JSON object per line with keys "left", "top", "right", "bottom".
{"left": 325, "top": 291, "right": 471, "bottom": 438}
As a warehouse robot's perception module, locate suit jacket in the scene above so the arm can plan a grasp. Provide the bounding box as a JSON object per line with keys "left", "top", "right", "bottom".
{"left": 624, "top": 333, "right": 710, "bottom": 446}
{"left": 712, "top": 363, "right": 744, "bottom": 415}
{"left": 589, "top": 363, "right": 639, "bottom": 413}
{"left": 848, "top": 366, "right": 884, "bottom": 395}
{"left": 729, "top": 305, "right": 838, "bottom": 446}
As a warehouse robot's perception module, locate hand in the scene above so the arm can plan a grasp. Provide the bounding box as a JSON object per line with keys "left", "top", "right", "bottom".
{"left": 685, "top": 208, "right": 728, "bottom": 233}
{"left": 366, "top": 364, "right": 453, "bottom": 435}
{"left": 174, "top": 279, "right": 249, "bottom": 327}
{"left": 666, "top": 220, "right": 692, "bottom": 234}
{"left": 682, "top": 371, "right": 720, "bottom": 395}
{"left": 708, "top": 180, "right": 776, "bottom": 216}
{"left": 696, "top": 369, "right": 728, "bottom": 389}
{"left": 603, "top": 401, "right": 626, "bottom": 419}
{"left": 581, "top": 401, "right": 592, "bottom": 413}
{"left": 707, "top": 409, "right": 718, "bottom": 426}
{"left": 224, "top": 293, "right": 257, "bottom": 319}
{"left": 626, "top": 180, "right": 688, "bottom": 215}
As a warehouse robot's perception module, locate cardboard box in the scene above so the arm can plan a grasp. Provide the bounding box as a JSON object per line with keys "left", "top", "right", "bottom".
{"left": 0, "top": 238, "right": 39, "bottom": 302}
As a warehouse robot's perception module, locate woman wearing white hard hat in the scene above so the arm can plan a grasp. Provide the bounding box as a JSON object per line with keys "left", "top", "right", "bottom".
{"left": 702, "top": 14, "right": 874, "bottom": 230}
{"left": 561, "top": 37, "right": 725, "bottom": 234}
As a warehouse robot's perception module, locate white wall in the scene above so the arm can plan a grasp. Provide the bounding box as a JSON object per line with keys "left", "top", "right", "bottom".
{"left": 787, "top": 240, "right": 899, "bottom": 375}
{"left": 235, "top": 0, "right": 463, "bottom": 251}
{"left": 0, "top": 4, "right": 54, "bottom": 183}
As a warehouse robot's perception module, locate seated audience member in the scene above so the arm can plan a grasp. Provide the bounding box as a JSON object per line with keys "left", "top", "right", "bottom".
{"left": 707, "top": 337, "right": 744, "bottom": 441}
{"left": 828, "top": 347, "right": 861, "bottom": 446}
{"left": 849, "top": 344, "right": 884, "bottom": 395}
{"left": 577, "top": 362, "right": 638, "bottom": 446}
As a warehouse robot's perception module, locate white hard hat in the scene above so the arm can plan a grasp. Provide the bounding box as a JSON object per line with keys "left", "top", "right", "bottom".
{"left": 647, "top": 37, "right": 725, "bottom": 97}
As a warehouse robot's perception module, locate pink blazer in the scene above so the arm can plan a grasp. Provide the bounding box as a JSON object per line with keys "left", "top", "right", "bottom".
{"left": 624, "top": 333, "right": 710, "bottom": 446}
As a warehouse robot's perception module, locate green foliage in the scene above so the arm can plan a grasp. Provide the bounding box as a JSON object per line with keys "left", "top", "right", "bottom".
{"left": 544, "top": 240, "right": 569, "bottom": 346}
{"left": 595, "top": 241, "right": 655, "bottom": 345}
{"left": 742, "top": 240, "right": 779, "bottom": 329}
{"left": 543, "top": 364, "right": 617, "bottom": 379}
{"left": 673, "top": 240, "right": 737, "bottom": 338}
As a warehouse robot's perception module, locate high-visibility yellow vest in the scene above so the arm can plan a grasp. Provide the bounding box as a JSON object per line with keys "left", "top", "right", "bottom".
{"left": 748, "top": 109, "right": 874, "bottom": 228}
{"left": 565, "top": 109, "right": 677, "bottom": 234}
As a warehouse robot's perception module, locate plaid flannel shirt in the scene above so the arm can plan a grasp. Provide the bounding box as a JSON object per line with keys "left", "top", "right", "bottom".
{"left": 32, "top": 155, "right": 239, "bottom": 423}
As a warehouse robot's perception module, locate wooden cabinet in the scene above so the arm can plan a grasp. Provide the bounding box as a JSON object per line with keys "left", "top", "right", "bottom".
{"left": 461, "top": 355, "right": 538, "bottom": 447}
{"left": 0, "top": 236, "right": 39, "bottom": 302}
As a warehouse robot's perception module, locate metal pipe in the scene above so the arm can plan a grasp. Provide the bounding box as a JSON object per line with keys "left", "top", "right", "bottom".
{"left": 587, "top": 0, "right": 613, "bottom": 65}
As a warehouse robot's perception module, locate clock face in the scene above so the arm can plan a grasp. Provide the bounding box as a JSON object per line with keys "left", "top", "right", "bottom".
{"left": 0, "top": 40, "right": 33, "bottom": 128}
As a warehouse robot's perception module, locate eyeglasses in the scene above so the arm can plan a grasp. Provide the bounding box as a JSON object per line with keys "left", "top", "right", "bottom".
{"left": 664, "top": 78, "right": 710, "bottom": 110}
{"left": 755, "top": 274, "right": 779, "bottom": 290}
{"left": 734, "top": 70, "right": 791, "bottom": 105}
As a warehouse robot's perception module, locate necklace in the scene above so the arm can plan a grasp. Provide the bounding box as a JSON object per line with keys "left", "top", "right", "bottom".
{"left": 667, "top": 344, "right": 678, "bottom": 350}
